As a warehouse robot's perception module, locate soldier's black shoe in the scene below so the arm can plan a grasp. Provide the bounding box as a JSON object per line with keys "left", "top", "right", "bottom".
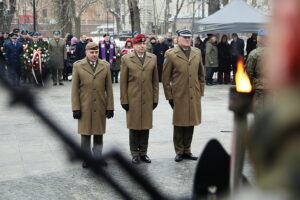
{"left": 132, "top": 156, "right": 140, "bottom": 164}
{"left": 175, "top": 154, "right": 184, "bottom": 162}
{"left": 59, "top": 82, "right": 64, "bottom": 86}
{"left": 82, "top": 161, "right": 89, "bottom": 168}
{"left": 183, "top": 153, "right": 198, "bottom": 160}
{"left": 141, "top": 155, "right": 151, "bottom": 163}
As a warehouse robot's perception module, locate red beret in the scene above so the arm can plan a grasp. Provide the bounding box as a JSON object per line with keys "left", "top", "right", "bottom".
{"left": 132, "top": 34, "right": 146, "bottom": 44}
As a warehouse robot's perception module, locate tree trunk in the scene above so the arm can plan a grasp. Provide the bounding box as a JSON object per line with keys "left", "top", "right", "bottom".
{"left": 208, "top": 0, "right": 220, "bottom": 15}
{"left": 171, "top": 0, "right": 185, "bottom": 34}
{"left": 252, "top": 0, "right": 257, "bottom": 7}
{"left": 75, "top": 16, "right": 81, "bottom": 39}
{"left": 222, "top": 0, "right": 229, "bottom": 5}
{"left": 127, "top": 0, "right": 141, "bottom": 34}
{"left": 0, "top": 0, "right": 17, "bottom": 31}
{"left": 112, "top": 0, "right": 122, "bottom": 33}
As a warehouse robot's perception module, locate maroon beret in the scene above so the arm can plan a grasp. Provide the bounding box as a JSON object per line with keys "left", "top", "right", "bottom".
{"left": 132, "top": 34, "right": 146, "bottom": 44}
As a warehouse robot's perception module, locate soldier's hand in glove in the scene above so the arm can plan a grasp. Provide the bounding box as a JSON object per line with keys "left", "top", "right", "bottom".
{"left": 73, "top": 110, "right": 81, "bottom": 119}
{"left": 168, "top": 100, "right": 174, "bottom": 109}
{"left": 106, "top": 110, "right": 114, "bottom": 119}
{"left": 153, "top": 103, "right": 158, "bottom": 110}
{"left": 121, "top": 104, "right": 129, "bottom": 112}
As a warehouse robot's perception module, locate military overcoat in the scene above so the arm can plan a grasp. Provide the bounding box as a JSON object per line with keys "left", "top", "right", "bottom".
{"left": 48, "top": 38, "right": 67, "bottom": 69}
{"left": 120, "top": 52, "right": 159, "bottom": 130}
{"left": 163, "top": 46, "right": 205, "bottom": 126}
{"left": 71, "top": 58, "right": 114, "bottom": 135}
{"left": 205, "top": 41, "right": 219, "bottom": 68}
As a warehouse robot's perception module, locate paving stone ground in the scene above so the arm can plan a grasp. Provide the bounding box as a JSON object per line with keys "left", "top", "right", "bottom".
{"left": 0, "top": 81, "right": 254, "bottom": 200}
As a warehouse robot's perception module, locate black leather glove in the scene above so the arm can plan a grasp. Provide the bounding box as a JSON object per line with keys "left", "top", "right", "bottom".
{"left": 106, "top": 110, "right": 114, "bottom": 119}
{"left": 121, "top": 104, "right": 129, "bottom": 112}
{"left": 73, "top": 110, "right": 81, "bottom": 119}
{"left": 168, "top": 100, "right": 174, "bottom": 109}
{"left": 153, "top": 103, "right": 158, "bottom": 110}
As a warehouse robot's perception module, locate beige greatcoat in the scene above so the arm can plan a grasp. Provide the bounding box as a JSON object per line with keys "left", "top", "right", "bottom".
{"left": 162, "top": 46, "right": 205, "bottom": 126}
{"left": 120, "top": 52, "right": 159, "bottom": 130}
{"left": 71, "top": 58, "right": 114, "bottom": 135}
{"left": 48, "top": 38, "right": 67, "bottom": 69}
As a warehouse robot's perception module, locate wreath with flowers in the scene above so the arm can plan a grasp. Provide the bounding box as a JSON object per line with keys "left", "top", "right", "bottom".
{"left": 23, "top": 43, "right": 49, "bottom": 71}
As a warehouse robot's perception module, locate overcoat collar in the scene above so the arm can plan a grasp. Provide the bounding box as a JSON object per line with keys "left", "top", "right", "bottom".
{"left": 174, "top": 45, "right": 197, "bottom": 62}
{"left": 81, "top": 58, "right": 104, "bottom": 76}
{"left": 128, "top": 52, "right": 152, "bottom": 69}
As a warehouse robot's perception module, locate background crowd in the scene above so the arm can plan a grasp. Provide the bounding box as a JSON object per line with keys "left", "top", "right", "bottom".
{"left": 0, "top": 28, "right": 258, "bottom": 87}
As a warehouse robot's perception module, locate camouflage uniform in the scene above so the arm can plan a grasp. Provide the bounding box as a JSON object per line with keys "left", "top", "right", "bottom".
{"left": 245, "top": 43, "right": 265, "bottom": 112}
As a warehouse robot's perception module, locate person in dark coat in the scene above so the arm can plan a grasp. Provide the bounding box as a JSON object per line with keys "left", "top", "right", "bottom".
{"left": 218, "top": 35, "right": 231, "bottom": 84}
{"left": 195, "top": 36, "right": 205, "bottom": 62}
{"left": 246, "top": 33, "right": 257, "bottom": 58}
{"left": 230, "top": 33, "right": 245, "bottom": 83}
{"left": 153, "top": 36, "right": 168, "bottom": 82}
{"left": 75, "top": 34, "right": 87, "bottom": 61}
{"left": 164, "top": 32, "right": 174, "bottom": 49}
{"left": 65, "top": 37, "right": 77, "bottom": 80}
{"left": 4, "top": 34, "right": 23, "bottom": 86}
{"left": 0, "top": 31, "right": 6, "bottom": 77}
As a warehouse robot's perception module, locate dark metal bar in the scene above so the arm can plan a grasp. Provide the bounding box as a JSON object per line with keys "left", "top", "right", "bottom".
{"left": 228, "top": 87, "right": 253, "bottom": 195}
{"left": 0, "top": 73, "right": 169, "bottom": 200}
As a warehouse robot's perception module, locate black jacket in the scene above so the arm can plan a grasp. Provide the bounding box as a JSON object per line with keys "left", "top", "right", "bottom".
{"left": 75, "top": 41, "right": 87, "bottom": 61}
{"left": 230, "top": 38, "right": 244, "bottom": 57}
{"left": 218, "top": 42, "right": 231, "bottom": 67}
{"left": 153, "top": 42, "right": 169, "bottom": 66}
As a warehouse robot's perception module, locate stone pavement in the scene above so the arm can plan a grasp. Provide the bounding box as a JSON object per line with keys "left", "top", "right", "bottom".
{"left": 0, "top": 81, "right": 254, "bottom": 200}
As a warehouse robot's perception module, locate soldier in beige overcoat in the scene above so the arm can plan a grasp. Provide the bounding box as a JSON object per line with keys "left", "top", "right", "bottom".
{"left": 71, "top": 42, "right": 114, "bottom": 168}
{"left": 120, "top": 34, "right": 159, "bottom": 164}
{"left": 48, "top": 31, "right": 67, "bottom": 86}
{"left": 162, "top": 29, "right": 205, "bottom": 162}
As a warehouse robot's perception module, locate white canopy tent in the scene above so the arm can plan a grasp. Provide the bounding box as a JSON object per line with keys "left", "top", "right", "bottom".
{"left": 195, "top": 0, "right": 268, "bottom": 34}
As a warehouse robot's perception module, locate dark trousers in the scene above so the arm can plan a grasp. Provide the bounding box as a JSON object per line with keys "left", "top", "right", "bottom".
{"left": 231, "top": 56, "right": 239, "bottom": 83}
{"left": 217, "top": 67, "right": 231, "bottom": 84}
{"left": 7, "top": 67, "right": 21, "bottom": 86}
{"left": 0, "top": 58, "right": 6, "bottom": 78}
{"left": 112, "top": 70, "right": 119, "bottom": 83}
{"left": 81, "top": 135, "right": 103, "bottom": 158}
{"left": 129, "top": 129, "right": 149, "bottom": 156}
{"left": 52, "top": 68, "right": 63, "bottom": 84}
{"left": 157, "top": 64, "right": 163, "bottom": 82}
{"left": 173, "top": 126, "right": 194, "bottom": 154}
{"left": 206, "top": 67, "right": 216, "bottom": 84}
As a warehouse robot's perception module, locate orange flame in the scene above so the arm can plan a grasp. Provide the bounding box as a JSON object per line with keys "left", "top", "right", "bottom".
{"left": 235, "top": 58, "right": 252, "bottom": 93}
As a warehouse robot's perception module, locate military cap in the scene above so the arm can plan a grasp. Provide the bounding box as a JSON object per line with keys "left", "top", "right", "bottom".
{"left": 53, "top": 30, "right": 61, "bottom": 35}
{"left": 11, "top": 34, "right": 19, "bottom": 39}
{"left": 28, "top": 32, "right": 34, "bottom": 36}
{"left": 21, "top": 30, "right": 28, "bottom": 35}
{"left": 32, "top": 32, "right": 39, "bottom": 37}
{"left": 258, "top": 28, "right": 267, "bottom": 36}
{"left": 85, "top": 42, "right": 99, "bottom": 50}
{"left": 13, "top": 28, "right": 20, "bottom": 33}
{"left": 133, "top": 31, "right": 139, "bottom": 35}
{"left": 103, "top": 33, "right": 110, "bottom": 37}
{"left": 132, "top": 33, "right": 146, "bottom": 44}
{"left": 176, "top": 29, "right": 192, "bottom": 37}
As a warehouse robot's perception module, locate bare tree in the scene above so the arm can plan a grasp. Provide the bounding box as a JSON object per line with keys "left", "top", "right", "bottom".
{"left": 69, "top": 0, "right": 99, "bottom": 38}
{"left": 52, "top": 0, "right": 73, "bottom": 36}
{"left": 0, "top": 0, "right": 17, "bottom": 32}
{"left": 208, "top": 0, "right": 220, "bottom": 15}
{"left": 127, "top": 0, "right": 141, "bottom": 34}
{"left": 252, "top": 0, "right": 257, "bottom": 7}
{"left": 171, "top": 0, "right": 185, "bottom": 34}
{"left": 109, "top": 0, "right": 122, "bottom": 34}
{"left": 222, "top": 0, "right": 229, "bottom": 5}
